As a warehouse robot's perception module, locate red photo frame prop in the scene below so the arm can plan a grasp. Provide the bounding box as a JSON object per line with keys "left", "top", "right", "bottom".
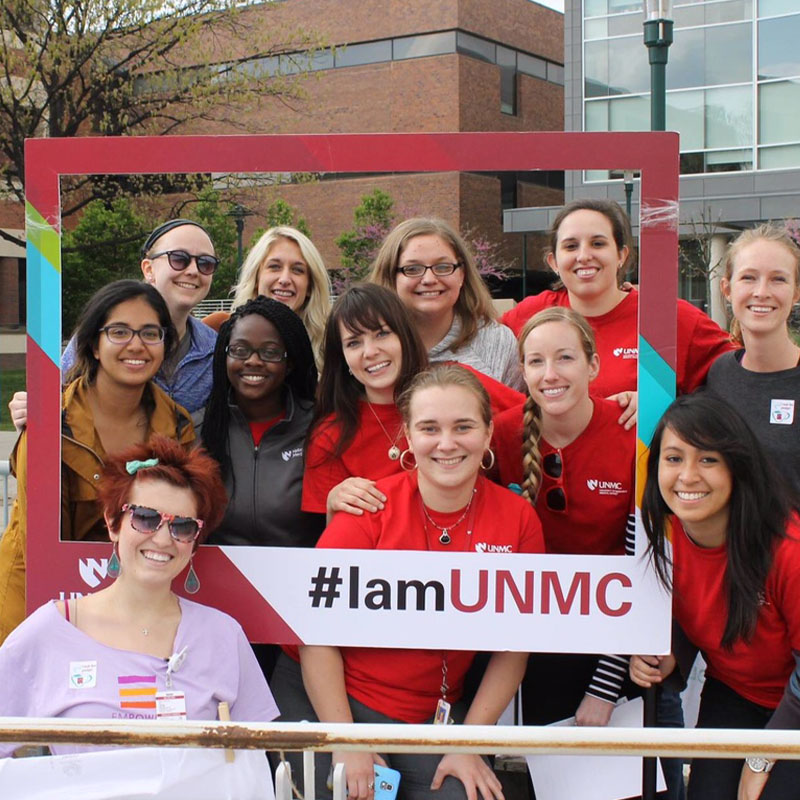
{"left": 24, "top": 131, "right": 679, "bottom": 646}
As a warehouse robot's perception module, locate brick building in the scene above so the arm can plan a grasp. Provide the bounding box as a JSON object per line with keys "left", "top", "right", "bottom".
{"left": 0, "top": 0, "right": 565, "bottom": 326}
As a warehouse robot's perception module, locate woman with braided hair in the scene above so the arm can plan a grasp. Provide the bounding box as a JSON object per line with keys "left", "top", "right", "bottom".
{"left": 201, "top": 295, "right": 323, "bottom": 548}
{"left": 492, "top": 307, "right": 636, "bottom": 730}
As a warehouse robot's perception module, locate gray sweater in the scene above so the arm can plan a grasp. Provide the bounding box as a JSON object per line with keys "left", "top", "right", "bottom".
{"left": 428, "top": 317, "right": 524, "bottom": 391}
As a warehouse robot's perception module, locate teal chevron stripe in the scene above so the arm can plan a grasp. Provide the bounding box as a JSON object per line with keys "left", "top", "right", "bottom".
{"left": 638, "top": 336, "right": 675, "bottom": 446}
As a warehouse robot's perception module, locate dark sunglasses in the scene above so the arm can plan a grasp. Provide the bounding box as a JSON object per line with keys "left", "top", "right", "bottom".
{"left": 542, "top": 451, "right": 567, "bottom": 513}
{"left": 121, "top": 503, "right": 204, "bottom": 543}
{"left": 149, "top": 249, "right": 220, "bottom": 275}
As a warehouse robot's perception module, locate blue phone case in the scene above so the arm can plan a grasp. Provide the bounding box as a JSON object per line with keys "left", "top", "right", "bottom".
{"left": 374, "top": 764, "right": 401, "bottom": 800}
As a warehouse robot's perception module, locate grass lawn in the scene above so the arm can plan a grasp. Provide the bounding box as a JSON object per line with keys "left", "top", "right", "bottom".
{"left": 0, "top": 369, "right": 25, "bottom": 431}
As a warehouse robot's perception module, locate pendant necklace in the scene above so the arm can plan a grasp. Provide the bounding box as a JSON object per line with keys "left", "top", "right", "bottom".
{"left": 367, "top": 402, "right": 404, "bottom": 461}
{"left": 418, "top": 484, "right": 479, "bottom": 545}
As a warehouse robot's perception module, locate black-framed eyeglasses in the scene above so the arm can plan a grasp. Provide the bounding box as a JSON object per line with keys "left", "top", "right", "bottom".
{"left": 226, "top": 343, "right": 287, "bottom": 363}
{"left": 121, "top": 503, "right": 204, "bottom": 543}
{"left": 542, "top": 451, "right": 567, "bottom": 513}
{"left": 149, "top": 249, "right": 220, "bottom": 275}
{"left": 98, "top": 325, "right": 165, "bottom": 346}
{"left": 395, "top": 262, "right": 461, "bottom": 278}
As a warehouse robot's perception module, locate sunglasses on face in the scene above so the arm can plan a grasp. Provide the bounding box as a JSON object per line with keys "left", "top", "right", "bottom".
{"left": 149, "top": 249, "right": 220, "bottom": 275}
{"left": 395, "top": 262, "right": 460, "bottom": 278}
{"left": 542, "top": 451, "right": 567, "bottom": 513}
{"left": 121, "top": 503, "right": 204, "bottom": 543}
{"left": 98, "top": 325, "right": 165, "bottom": 346}
{"left": 226, "top": 342, "right": 287, "bottom": 363}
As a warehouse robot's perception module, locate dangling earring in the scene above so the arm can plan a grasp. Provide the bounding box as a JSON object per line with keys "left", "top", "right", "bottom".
{"left": 399, "top": 449, "right": 417, "bottom": 471}
{"left": 480, "top": 448, "right": 496, "bottom": 471}
{"left": 107, "top": 542, "right": 120, "bottom": 579}
{"left": 184, "top": 559, "right": 200, "bottom": 594}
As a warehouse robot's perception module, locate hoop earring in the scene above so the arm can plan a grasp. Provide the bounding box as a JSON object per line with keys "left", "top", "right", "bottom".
{"left": 481, "top": 448, "right": 495, "bottom": 471}
{"left": 400, "top": 449, "right": 417, "bottom": 471}
{"left": 184, "top": 559, "right": 200, "bottom": 594}
{"left": 107, "top": 542, "right": 120, "bottom": 579}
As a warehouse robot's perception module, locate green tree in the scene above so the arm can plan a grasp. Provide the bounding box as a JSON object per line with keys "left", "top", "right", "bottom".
{"left": 61, "top": 198, "right": 151, "bottom": 335}
{"left": 0, "top": 0, "right": 326, "bottom": 248}
{"left": 335, "top": 189, "right": 395, "bottom": 288}
{"left": 249, "top": 198, "right": 312, "bottom": 248}
{"left": 177, "top": 183, "right": 239, "bottom": 300}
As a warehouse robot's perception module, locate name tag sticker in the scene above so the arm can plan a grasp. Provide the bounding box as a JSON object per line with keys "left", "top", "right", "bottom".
{"left": 156, "top": 691, "right": 187, "bottom": 719}
{"left": 69, "top": 660, "right": 98, "bottom": 689}
{"left": 770, "top": 399, "right": 795, "bottom": 425}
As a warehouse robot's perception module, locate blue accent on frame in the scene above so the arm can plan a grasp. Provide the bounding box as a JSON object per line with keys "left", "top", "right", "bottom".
{"left": 26, "top": 239, "right": 62, "bottom": 367}
{"left": 638, "top": 336, "right": 675, "bottom": 447}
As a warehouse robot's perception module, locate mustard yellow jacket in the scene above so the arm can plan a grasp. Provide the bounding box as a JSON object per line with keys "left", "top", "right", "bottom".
{"left": 0, "top": 377, "right": 194, "bottom": 643}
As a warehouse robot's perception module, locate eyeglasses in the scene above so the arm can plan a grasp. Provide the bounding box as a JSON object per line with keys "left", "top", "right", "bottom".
{"left": 121, "top": 504, "right": 204, "bottom": 543}
{"left": 226, "top": 343, "right": 287, "bottom": 363}
{"left": 149, "top": 249, "right": 220, "bottom": 275}
{"left": 98, "top": 325, "right": 165, "bottom": 346}
{"left": 395, "top": 262, "right": 460, "bottom": 278}
{"left": 542, "top": 451, "right": 567, "bottom": 513}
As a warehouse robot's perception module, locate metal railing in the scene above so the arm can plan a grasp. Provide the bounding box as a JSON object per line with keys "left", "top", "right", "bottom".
{"left": 2, "top": 718, "right": 798, "bottom": 780}
{"left": 192, "top": 299, "right": 234, "bottom": 319}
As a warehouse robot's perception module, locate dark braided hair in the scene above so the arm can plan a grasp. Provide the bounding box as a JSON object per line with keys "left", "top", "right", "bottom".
{"left": 202, "top": 295, "right": 317, "bottom": 470}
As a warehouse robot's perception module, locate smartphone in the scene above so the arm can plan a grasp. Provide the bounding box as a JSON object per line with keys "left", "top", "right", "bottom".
{"left": 373, "top": 764, "right": 401, "bottom": 800}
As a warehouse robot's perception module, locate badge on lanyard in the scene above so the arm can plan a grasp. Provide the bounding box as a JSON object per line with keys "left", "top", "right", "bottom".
{"left": 770, "top": 399, "right": 795, "bottom": 425}
{"left": 156, "top": 691, "right": 187, "bottom": 719}
{"left": 69, "top": 660, "right": 98, "bottom": 689}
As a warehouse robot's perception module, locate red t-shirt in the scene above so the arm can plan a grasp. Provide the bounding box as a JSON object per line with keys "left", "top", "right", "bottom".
{"left": 492, "top": 398, "right": 634, "bottom": 555}
{"left": 316, "top": 471, "right": 544, "bottom": 723}
{"left": 500, "top": 289, "right": 736, "bottom": 397}
{"left": 671, "top": 517, "right": 800, "bottom": 710}
{"left": 249, "top": 413, "right": 286, "bottom": 444}
{"left": 302, "top": 402, "right": 407, "bottom": 513}
{"left": 457, "top": 363, "right": 525, "bottom": 415}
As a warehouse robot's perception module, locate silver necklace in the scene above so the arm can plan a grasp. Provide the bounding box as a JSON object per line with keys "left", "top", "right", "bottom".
{"left": 367, "top": 402, "right": 403, "bottom": 461}
{"left": 420, "top": 488, "right": 477, "bottom": 545}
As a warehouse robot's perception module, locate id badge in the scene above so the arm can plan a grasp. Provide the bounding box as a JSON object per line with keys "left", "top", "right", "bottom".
{"left": 156, "top": 690, "right": 187, "bottom": 719}
{"left": 434, "top": 698, "right": 451, "bottom": 725}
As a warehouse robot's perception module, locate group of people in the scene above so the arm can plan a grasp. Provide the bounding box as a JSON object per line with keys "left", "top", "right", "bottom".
{"left": 0, "top": 198, "right": 798, "bottom": 800}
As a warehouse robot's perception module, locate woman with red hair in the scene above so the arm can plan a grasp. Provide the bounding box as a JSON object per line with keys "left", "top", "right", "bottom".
{"left": 0, "top": 435, "right": 278, "bottom": 757}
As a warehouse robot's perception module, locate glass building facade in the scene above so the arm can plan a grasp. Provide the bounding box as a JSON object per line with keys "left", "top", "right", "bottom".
{"left": 581, "top": 0, "right": 800, "bottom": 179}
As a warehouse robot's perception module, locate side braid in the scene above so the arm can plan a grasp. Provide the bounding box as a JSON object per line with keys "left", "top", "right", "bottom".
{"left": 520, "top": 394, "right": 544, "bottom": 505}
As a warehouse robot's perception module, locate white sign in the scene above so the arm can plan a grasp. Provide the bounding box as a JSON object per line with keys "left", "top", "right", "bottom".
{"left": 221, "top": 546, "right": 671, "bottom": 654}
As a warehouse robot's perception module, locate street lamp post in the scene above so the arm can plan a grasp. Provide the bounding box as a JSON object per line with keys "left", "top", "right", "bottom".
{"left": 643, "top": 0, "right": 674, "bottom": 131}
{"left": 227, "top": 204, "right": 254, "bottom": 269}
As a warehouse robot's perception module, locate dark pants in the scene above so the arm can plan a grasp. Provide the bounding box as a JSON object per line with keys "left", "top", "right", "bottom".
{"left": 656, "top": 686, "right": 686, "bottom": 800}
{"left": 268, "top": 652, "right": 482, "bottom": 800}
{"left": 688, "top": 676, "right": 800, "bottom": 800}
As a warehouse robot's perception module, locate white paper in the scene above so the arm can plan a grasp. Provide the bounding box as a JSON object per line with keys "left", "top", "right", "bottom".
{"left": 0, "top": 747, "right": 275, "bottom": 800}
{"left": 526, "top": 698, "right": 666, "bottom": 800}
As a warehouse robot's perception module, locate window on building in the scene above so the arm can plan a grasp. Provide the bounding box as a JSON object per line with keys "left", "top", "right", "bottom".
{"left": 393, "top": 32, "right": 456, "bottom": 60}
{"left": 758, "top": 14, "right": 800, "bottom": 79}
{"left": 334, "top": 41, "right": 392, "bottom": 68}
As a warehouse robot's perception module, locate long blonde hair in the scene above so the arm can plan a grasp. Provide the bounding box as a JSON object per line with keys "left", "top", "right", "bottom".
{"left": 232, "top": 226, "right": 331, "bottom": 368}
{"left": 369, "top": 217, "right": 497, "bottom": 351}
{"left": 723, "top": 223, "right": 800, "bottom": 345}
{"left": 517, "top": 307, "right": 597, "bottom": 505}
